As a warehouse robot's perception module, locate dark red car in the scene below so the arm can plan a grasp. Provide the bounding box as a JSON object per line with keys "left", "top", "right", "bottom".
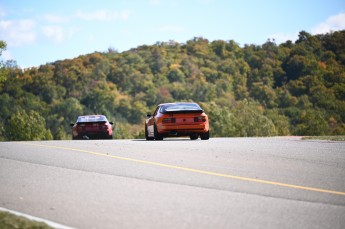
{"left": 70, "top": 115, "right": 114, "bottom": 140}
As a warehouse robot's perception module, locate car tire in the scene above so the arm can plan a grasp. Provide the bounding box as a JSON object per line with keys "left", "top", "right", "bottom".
{"left": 190, "top": 134, "right": 198, "bottom": 140}
{"left": 154, "top": 124, "right": 163, "bottom": 140}
{"left": 145, "top": 124, "right": 154, "bottom": 140}
{"left": 200, "top": 131, "right": 210, "bottom": 140}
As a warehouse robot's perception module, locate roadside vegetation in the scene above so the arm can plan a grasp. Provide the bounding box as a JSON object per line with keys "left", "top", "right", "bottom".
{"left": 0, "top": 211, "right": 54, "bottom": 229}
{"left": 0, "top": 30, "right": 344, "bottom": 140}
{"left": 302, "top": 136, "right": 345, "bottom": 141}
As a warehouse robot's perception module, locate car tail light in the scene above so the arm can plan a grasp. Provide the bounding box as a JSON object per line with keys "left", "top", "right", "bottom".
{"left": 162, "top": 118, "right": 176, "bottom": 123}
{"left": 194, "top": 116, "right": 206, "bottom": 122}
{"left": 77, "top": 126, "right": 85, "bottom": 132}
{"left": 99, "top": 123, "right": 109, "bottom": 130}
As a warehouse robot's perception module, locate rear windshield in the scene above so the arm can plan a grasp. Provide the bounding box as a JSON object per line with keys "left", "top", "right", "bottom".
{"left": 77, "top": 115, "right": 108, "bottom": 123}
{"left": 160, "top": 103, "right": 203, "bottom": 113}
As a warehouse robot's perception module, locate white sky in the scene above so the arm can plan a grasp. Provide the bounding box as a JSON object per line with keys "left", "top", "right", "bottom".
{"left": 0, "top": 0, "right": 344, "bottom": 68}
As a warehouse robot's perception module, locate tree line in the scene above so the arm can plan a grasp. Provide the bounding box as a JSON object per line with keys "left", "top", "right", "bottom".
{"left": 0, "top": 30, "right": 344, "bottom": 140}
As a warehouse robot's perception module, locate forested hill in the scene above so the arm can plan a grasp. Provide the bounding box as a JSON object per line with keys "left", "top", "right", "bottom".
{"left": 1, "top": 30, "right": 345, "bottom": 140}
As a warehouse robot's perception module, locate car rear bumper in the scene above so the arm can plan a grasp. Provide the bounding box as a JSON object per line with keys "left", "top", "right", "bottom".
{"left": 158, "top": 124, "right": 208, "bottom": 136}
{"left": 73, "top": 131, "right": 112, "bottom": 140}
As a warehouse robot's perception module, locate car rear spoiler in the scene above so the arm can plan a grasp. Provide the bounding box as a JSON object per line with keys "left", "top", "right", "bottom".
{"left": 76, "top": 121, "right": 107, "bottom": 124}
{"left": 162, "top": 109, "right": 203, "bottom": 114}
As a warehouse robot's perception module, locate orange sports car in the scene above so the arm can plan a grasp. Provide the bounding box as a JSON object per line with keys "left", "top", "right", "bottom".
{"left": 145, "top": 102, "right": 210, "bottom": 140}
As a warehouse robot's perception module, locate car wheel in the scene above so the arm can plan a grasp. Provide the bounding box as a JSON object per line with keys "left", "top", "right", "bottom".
{"left": 145, "top": 124, "right": 154, "bottom": 140}
{"left": 154, "top": 124, "right": 163, "bottom": 140}
{"left": 200, "top": 131, "right": 210, "bottom": 140}
{"left": 190, "top": 134, "right": 198, "bottom": 140}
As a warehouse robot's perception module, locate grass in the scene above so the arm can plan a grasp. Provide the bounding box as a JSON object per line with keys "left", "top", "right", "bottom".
{"left": 0, "top": 211, "right": 55, "bottom": 229}
{"left": 301, "top": 135, "right": 345, "bottom": 141}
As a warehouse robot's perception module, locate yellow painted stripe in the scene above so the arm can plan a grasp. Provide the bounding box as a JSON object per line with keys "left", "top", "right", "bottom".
{"left": 21, "top": 142, "right": 345, "bottom": 196}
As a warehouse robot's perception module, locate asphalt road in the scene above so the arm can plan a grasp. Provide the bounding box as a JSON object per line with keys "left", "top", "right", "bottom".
{"left": 0, "top": 137, "right": 345, "bottom": 229}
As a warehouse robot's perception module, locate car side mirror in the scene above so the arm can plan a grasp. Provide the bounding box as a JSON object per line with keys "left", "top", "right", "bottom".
{"left": 110, "top": 122, "right": 115, "bottom": 130}
{"left": 147, "top": 114, "right": 152, "bottom": 118}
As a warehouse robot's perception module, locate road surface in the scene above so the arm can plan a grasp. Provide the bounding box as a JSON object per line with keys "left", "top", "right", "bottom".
{"left": 0, "top": 137, "right": 345, "bottom": 229}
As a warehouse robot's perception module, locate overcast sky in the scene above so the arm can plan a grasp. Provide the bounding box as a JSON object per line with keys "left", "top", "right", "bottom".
{"left": 1, "top": 0, "right": 344, "bottom": 68}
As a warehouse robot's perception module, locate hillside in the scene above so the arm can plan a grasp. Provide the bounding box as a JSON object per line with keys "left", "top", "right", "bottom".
{"left": 0, "top": 30, "right": 345, "bottom": 140}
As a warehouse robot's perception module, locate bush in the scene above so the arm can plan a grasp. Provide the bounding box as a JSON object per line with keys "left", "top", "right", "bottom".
{"left": 6, "top": 109, "right": 52, "bottom": 141}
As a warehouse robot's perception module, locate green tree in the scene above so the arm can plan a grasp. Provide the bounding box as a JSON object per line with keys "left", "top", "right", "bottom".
{"left": 0, "top": 120, "right": 5, "bottom": 141}
{"left": 49, "top": 97, "right": 84, "bottom": 139}
{"left": 234, "top": 100, "right": 277, "bottom": 137}
{"left": 167, "top": 68, "right": 185, "bottom": 83}
{"left": 265, "top": 109, "right": 290, "bottom": 136}
{"left": 295, "top": 109, "right": 328, "bottom": 136}
{"left": 0, "top": 40, "right": 9, "bottom": 84}
{"left": 205, "top": 103, "right": 239, "bottom": 137}
{"left": 7, "top": 109, "right": 52, "bottom": 141}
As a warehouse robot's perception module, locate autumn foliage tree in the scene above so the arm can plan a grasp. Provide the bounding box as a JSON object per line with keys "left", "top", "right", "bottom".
{"left": 1, "top": 30, "right": 345, "bottom": 140}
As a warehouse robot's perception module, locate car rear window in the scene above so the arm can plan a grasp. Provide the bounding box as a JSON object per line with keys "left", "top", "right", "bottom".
{"left": 77, "top": 115, "right": 108, "bottom": 123}
{"left": 161, "top": 103, "right": 203, "bottom": 113}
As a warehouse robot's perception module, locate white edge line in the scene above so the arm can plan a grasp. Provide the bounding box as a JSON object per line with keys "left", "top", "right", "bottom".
{"left": 0, "top": 207, "right": 76, "bottom": 229}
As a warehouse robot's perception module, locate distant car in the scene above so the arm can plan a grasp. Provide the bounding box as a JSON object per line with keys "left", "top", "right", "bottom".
{"left": 145, "top": 102, "right": 210, "bottom": 140}
{"left": 70, "top": 115, "right": 114, "bottom": 140}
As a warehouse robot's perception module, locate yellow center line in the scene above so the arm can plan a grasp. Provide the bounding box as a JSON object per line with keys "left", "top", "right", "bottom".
{"left": 21, "top": 142, "right": 345, "bottom": 196}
